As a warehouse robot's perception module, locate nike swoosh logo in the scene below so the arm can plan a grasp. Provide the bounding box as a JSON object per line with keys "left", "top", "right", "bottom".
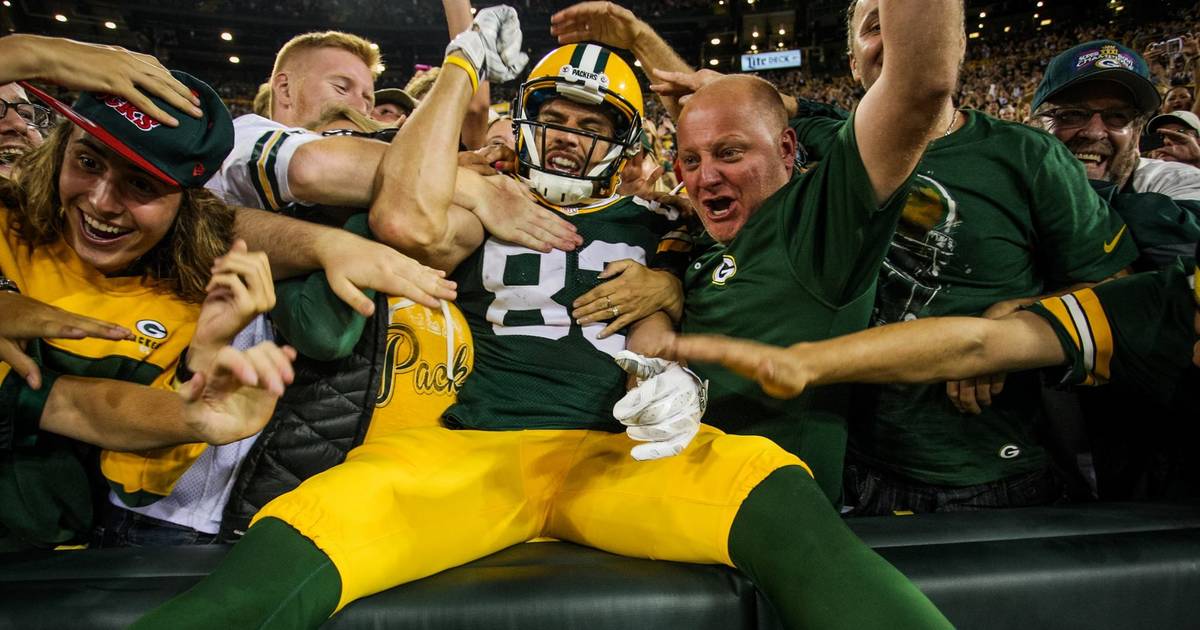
{"left": 1103, "top": 225, "right": 1128, "bottom": 253}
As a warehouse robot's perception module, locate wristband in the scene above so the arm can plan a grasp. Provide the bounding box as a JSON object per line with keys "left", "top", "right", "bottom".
{"left": 444, "top": 55, "right": 480, "bottom": 95}
{"left": 172, "top": 347, "right": 195, "bottom": 389}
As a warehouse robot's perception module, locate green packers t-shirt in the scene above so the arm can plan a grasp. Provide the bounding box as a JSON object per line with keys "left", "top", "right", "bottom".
{"left": 796, "top": 109, "right": 1136, "bottom": 486}
{"left": 446, "top": 195, "right": 687, "bottom": 431}
{"left": 684, "top": 114, "right": 910, "bottom": 502}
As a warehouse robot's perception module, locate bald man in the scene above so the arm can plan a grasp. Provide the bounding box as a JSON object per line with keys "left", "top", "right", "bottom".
{"left": 673, "top": 1, "right": 964, "bottom": 503}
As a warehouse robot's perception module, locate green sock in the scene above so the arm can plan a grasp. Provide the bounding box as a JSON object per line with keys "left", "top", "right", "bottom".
{"left": 131, "top": 517, "right": 341, "bottom": 630}
{"left": 729, "top": 466, "right": 953, "bottom": 630}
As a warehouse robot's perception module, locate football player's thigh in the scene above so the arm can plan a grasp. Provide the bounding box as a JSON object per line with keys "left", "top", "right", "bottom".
{"left": 255, "top": 427, "right": 539, "bottom": 608}
{"left": 548, "top": 425, "right": 807, "bottom": 566}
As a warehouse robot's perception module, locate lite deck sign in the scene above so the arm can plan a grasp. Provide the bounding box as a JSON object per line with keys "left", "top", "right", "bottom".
{"left": 740, "top": 49, "right": 802, "bottom": 71}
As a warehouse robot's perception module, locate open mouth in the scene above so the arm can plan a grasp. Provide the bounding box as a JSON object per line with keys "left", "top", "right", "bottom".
{"left": 78, "top": 208, "right": 135, "bottom": 244}
{"left": 701, "top": 197, "right": 735, "bottom": 220}
{"left": 0, "top": 146, "right": 28, "bottom": 168}
{"left": 545, "top": 152, "right": 583, "bottom": 176}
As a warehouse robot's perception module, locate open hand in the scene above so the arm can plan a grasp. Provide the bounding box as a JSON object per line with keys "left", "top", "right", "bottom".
{"left": 0, "top": 291, "right": 131, "bottom": 389}
{"left": 14, "top": 34, "right": 203, "bottom": 126}
{"left": 180, "top": 342, "right": 296, "bottom": 445}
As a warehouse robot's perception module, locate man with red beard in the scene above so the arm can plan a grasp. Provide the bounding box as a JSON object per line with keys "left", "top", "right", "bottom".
{"left": 0, "top": 82, "right": 47, "bottom": 179}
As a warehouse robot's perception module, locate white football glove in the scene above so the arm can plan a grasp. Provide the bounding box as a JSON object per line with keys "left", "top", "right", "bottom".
{"left": 613, "top": 350, "right": 708, "bottom": 461}
{"left": 445, "top": 5, "right": 529, "bottom": 83}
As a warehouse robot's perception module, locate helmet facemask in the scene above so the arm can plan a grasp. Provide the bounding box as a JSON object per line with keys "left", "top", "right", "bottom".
{"left": 516, "top": 103, "right": 639, "bottom": 205}
{"left": 513, "top": 47, "right": 644, "bottom": 207}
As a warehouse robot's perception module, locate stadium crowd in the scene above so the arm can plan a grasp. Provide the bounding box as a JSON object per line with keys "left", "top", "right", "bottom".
{"left": 0, "top": 0, "right": 1198, "bottom": 628}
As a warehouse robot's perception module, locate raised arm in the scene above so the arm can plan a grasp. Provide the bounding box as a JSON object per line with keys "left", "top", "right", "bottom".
{"left": 551, "top": 2, "right": 693, "bottom": 118}
{"left": 0, "top": 34, "right": 201, "bottom": 126}
{"left": 369, "top": 6, "right": 528, "bottom": 271}
{"left": 853, "top": 0, "right": 963, "bottom": 204}
{"left": 662, "top": 312, "right": 1064, "bottom": 399}
{"left": 444, "top": 0, "right": 493, "bottom": 149}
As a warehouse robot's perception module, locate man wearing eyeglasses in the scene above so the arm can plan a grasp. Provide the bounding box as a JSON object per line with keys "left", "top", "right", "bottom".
{"left": 0, "top": 83, "right": 48, "bottom": 179}
{"left": 1031, "top": 40, "right": 1200, "bottom": 501}
{"left": 1033, "top": 40, "right": 1200, "bottom": 202}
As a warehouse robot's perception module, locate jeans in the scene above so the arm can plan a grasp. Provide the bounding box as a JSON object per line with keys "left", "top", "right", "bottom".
{"left": 92, "top": 505, "right": 218, "bottom": 548}
{"left": 842, "top": 462, "right": 1066, "bottom": 517}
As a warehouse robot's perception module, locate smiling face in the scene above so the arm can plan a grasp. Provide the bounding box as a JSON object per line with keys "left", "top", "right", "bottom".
{"left": 59, "top": 127, "right": 182, "bottom": 274}
{"left": 274, "top": 46, "right": 375, "bottom": 128}
{"left": 533, "top": 97, "right": 617, "bottom": 178}
{"left": 676, "top": 77, "right": 795, "bottom": 244}
{"left": 1042, "top": 81, "right": 1143, "bottom": 186}
{"left": 0, "top": 83, "right": 46, "bottom": 179}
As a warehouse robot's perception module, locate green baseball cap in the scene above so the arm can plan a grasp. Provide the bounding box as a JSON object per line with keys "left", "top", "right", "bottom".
{"left": 1032, "top": 40, "right": 1161, "bottom": 115}
{"left": 20, "top": 71, "right": 233, "bottom": 188}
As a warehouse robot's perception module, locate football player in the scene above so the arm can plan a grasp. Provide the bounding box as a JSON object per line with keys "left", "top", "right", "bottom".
{"left": 133, "top": 7, "right": 953, "bottom": 630}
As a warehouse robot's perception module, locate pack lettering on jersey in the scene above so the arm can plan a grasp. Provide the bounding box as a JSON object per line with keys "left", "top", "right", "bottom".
{"left": 446, "top": 196, "right": 684, "bottom": 431}
{"left": 369, "top": 299, "right": 475, "bottom": 439}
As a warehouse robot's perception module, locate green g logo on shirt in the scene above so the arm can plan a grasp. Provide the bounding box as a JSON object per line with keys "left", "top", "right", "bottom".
{"left": 712, "top": 255, "right": 738, "bottom": 285}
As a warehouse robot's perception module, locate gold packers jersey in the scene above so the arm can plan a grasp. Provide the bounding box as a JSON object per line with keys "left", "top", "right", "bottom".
{"left": 0, "top": 205, "right": 204, "bottom": 506}
{"left": 367, "top": 298, "right": 473, "bottom": 440}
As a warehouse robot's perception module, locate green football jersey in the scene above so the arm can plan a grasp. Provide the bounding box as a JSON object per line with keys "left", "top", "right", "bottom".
{"left": 1027, "top": 262, "right": 1197, "bottom": 405}
{"left": 683, "top": 115, "right": 909, "bottom": 502}
{"left": 445, "top": 195, "right": 686, "bottom": 431}
{"left": 1028, "top": 263, "right": 1200, "bottom": 498}
{"left": 795, "top": 109, "right": 1136, "bottom": 486}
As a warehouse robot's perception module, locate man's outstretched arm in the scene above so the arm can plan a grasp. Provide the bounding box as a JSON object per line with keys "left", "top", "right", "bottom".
{"left": 661, "top": 312, "right": 1066, "bottom": 399}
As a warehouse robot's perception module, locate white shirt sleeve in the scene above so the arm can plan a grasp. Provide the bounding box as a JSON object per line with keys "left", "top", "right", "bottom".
{"left": 1132, "top": 157, "right": 1200, "bottom": 202}
{"left": 205, "top": 114, "right": 324, "bottom": 211}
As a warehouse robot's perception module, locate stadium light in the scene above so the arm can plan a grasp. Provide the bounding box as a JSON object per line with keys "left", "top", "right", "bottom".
{"left": 750, "top": 44, "right": 758, "bottom": 51}
{"left": 752, "top": 30, "right": 759, "bottom": 38}
{"left": 979, "top": 11, "right": 986, "bottom": 18}
{"left": 968, "top": 32, "right": 980, "bottom": 39}
{"left": 1004, "top": 26, "right": 1011, "bottom": 32}
{"left": 369, "top": 42, "right": 379, "bottom": 50}
{"left": 711, "top": 37, "right": 720, "bottom": 45}
{"left": 470, "top": 7, "right": 476, "bottom": 14}
{"left": 229, "top": 56, "right": 240, "bottom": 64}
{"left": 634, "top": 59, "right": 642, "bottom": 67}
{"left": 1033, "top": 13, "right": 1039, "bottom": 18}
{"left": 104, "top": 20, "right": 116, "bottom": 29}
{"left": 1036, "top": 1, "right": 1043, "bottom": 6}
{"left": 1040, "top": 18, "right": 1052, "bottom": 25}
{"left": 778, "top": 28, "right": 785, "bottom": 35}
{"left": 709, "top": 58, "right": 719, "bottom": 66}
{"left": 54, "top": 13, "right": 67, "bottom": 22}
{"left": 978, "top": 23, "right": 983, "bottom": 28}
{"left": 220, "top": 31, "right": 233, "bottom": 41}
{"left": 2, "top": 1, "right": 11, "bottom": 7}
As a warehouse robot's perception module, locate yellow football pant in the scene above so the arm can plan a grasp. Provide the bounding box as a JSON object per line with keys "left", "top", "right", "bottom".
{"left": 255, "top": 424, "right": 807, "bottom": 612}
